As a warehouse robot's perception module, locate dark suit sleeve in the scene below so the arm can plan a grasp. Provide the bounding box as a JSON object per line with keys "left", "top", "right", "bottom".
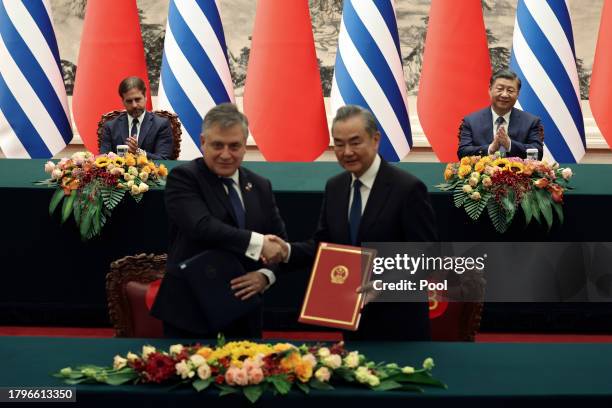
{"left": 458, "top": 118, "right": 490, "bottom": 158}
{"left": 508, "top": 117, "right": 544, "bottom": 159}
{"left": 146, "top": 118, "right": 174, "bottom": 160}
{"left": 165, "top": 166, "right": 252, "bottom": 256}
{"left": 402, "top": 180, "right": 438, "bottom": 241}
{"left": 100, "top": 123, "right": 113, "bottom": 154}
{"left": 266, "top": 179, "right": 288, "bottom": 242}
{"left": 288, "top": 186, "right": 331, "bottom": 267}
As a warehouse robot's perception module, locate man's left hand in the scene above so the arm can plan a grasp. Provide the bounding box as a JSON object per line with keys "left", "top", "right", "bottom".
{"left": 498, "top": 127, "right": 511, "bottom": 150}
{"left": 231, "top": 271, "right": 267, "bottom": 300}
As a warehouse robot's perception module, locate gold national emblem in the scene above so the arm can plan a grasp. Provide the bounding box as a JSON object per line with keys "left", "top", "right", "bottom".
{"left": 330, "top": 265, "right": 349, "bottom": 284}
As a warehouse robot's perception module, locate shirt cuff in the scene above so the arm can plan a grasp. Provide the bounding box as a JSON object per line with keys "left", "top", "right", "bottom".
{"left": 284, "top": 243, "right": 292, "bottom": 263}
{"left": 256, "top": 268, "right": 276, "bottom": 290}
{"left": 246, "top": 232, "right": 264, "bottom": 261}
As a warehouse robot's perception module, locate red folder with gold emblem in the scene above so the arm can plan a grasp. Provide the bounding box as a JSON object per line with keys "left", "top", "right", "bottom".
{"left": 298, "top": 242, "right": 376, "bottom": 331}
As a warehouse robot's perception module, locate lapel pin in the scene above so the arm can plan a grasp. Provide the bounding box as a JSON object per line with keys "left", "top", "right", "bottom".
{"left": 245, "top": 182, "right": 253, "bottom": 192}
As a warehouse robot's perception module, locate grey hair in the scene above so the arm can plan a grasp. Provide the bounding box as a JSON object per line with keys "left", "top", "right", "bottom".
{"left": 332, "top": 105, "right": 378, "bottom": 137}
{"left": 118, "top": 76, "right": 146, "bottom": 97}
{"left": 201, "top": 103, "right": 249, "bottom": 138}
{"left": 490, "top": 69, "right": 522, "bottom": 90}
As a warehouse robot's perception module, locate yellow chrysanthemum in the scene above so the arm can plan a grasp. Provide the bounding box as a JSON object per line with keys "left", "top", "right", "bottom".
{"left": 457, "top": 164, "right": 472, "bottom": 179}
{"left": 137, "top": 155, "right": 148, "bottom": 166}
{"left": 158, "top": 164, "right": 168, "bottom": 177}
{"left": 474, "top": 161, "right": 486, "bottom": 173}
{"left": 196, "top": 347, "right": 213, "bottom": 359}
{"left": 206, "top": 341, "right": 275, "bottom": 364}
{"left": 95, "top": 157, "right": 111, "bottom": 168}
{"left": 280, "top": 351, "right": 302, "bottom": 371}
{"left": 444, "top": 169, "right": 454, "bottom": 181}
{"left": 124, "top": 154, "right": 136, "bottom": 167}
{"left": 460, "top": 157, "right": 471, "bottom": 166}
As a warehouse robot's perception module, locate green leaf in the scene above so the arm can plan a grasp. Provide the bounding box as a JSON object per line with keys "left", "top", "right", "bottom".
{"left": 373, "top": 380, "right": 402, "bottom": 391}
{"left": 535, "top": 189, "right": 553, "bottom": 230}
{"left": 487, "top": 200, "right": 509, "bottom": 234}
{"left": 193, "top": 378, "right": 213, "bottom": 392}
{"left": 243, "top": 385, "right": 264, "bottom": 403}
{"left": 79, "top": 205, "right": 95, "bottom": 240}
{"left": 464, "top": 192, "right": 490, "bottom": 221}
{"left": 397, "top": 384, "right": 424, "bottom": 392}
{"left": 295, "top": 382, "right": 309, "bottom": 394}
{"left": 49, "top": 188, "right": 65, "bottom": 216}
{"left": 453, "top": 186, "right": 468, "bottom": 208}
{"left": 308, "top": 379, "right": 334, "bottom": 391}
{"left": 216, "top": 384, "right": 238, "bottom": 396}
{"left": 521, "top": 193, "right": 533, "bottom": 225}
{"left": 61, "top": 190, "right": 77, "bottom": 224}
{"left": 552, "top": 201, "right": 564, "bottom": 225}
{"left": 333, "top": 367, "right": 355, "bottom": 382}
{"left": 529, "top": 192, "right": 542, "bottom": 224}
{"left": 63, "top": 378, "right": 89, "bottom": 385}
{"left": 103, "top": 371, "right": 138, "bottom": 385}
{"left": 393, "top": 371, "right": 447, "bottom": 389}
{"left": 268, "top": 376, "right": 292, "bottom": 395}
{"left": 132, "top": 191, "right": 143, "bottom": 203}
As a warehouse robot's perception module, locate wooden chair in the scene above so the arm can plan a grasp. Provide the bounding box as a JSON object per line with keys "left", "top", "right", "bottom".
{"left": 96, "top": 110, "right": 183, "bottom": 159}
{"left": 105, "top": 253, "right": 166, "bottom": 337}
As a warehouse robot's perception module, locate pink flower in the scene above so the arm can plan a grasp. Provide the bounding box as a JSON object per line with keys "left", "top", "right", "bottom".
{"left": 243, "top": 358, "right": 262, "bottom": 373}
{"left": 44, "top": 161, "right": 56, "bottom": 173}
{"left": 561, "top": 168, "right": 573, "bottom": 180}
{"left": 534, "top": 178, "right": 549, "bottom": 189}
{"left": 225, "top": 366, "right": 248, "bottom": 386}
{"left": 248, "top": 367, "right": 264, "bottom": 385}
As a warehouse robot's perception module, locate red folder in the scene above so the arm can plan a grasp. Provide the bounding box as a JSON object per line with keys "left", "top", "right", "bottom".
{"left": 299, "top": 243, "right": 376, "bottom": 331}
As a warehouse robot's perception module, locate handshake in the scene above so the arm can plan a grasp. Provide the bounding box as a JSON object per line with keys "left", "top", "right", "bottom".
{"left": 261, "top": 234, "right": 289, "bottom": 265}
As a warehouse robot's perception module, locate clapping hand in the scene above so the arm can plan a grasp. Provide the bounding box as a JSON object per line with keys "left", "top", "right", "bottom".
{"left": 126, "top": 136, "right": 138, "bottom": 154}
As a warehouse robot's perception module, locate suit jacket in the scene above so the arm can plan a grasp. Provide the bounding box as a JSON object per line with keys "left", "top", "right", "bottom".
{"left": 457, "top": 107, "right": 543, "bottom": 159}
{"left": 150, "top": 158, "right": 287, "bottom": 335}
{"left": 291, "top": 159, "right": 438, "bottom": 340}
{"left": 100, "top": 111, "right": 173, "bottom": 160}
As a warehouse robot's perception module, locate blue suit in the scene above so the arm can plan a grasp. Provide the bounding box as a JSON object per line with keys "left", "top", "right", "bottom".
{"left": 100, "top": 111, "right": 173, "bottom": 160}
{"left": 458, "top": 107, "right": 543, "bottom": 159}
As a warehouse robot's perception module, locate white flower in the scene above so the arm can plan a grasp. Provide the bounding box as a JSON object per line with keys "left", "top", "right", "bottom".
{"left": 139, "top": 172, "right": 149, "bottom": 182}
{"left": 561, "top": 168, "right": 573, "bottom": 180}
{"left": 197, "top": 363, "right": 211, "bottom": 380}
{"left": 314, "top": 367, "right": 331, "bottom": 382}
{"left": 367, "top": 375, "right": 380, "bottom": 387}
{"left": 343, "top": 351, "right": 359, "bottom": 368}
{"left": 44, "top": 161, "right": 56, "bottom": 173}
{"left": 355, "top": 367, "right": 370, "bottom": 384}
{"left": 51, "top": 169, "right": 63, "bottom": 180}
{"left": 126, "top": 180, "right": 134, "bottom": 188}
{"left": 138, "top": 183, "right": 149, "bottom": 193}
{"left": 128, "top": 166, "right": 138, "bottom": 176}
{"left": 189, "top": 354, "right": 206, "bottom": 368}
{"left": 131, "top": 185, "right": 141, "bottom": 195}
{"left": 401, "top": 366, "right": 415, "bottom": 374}
{"left": 126, "top": 352, "right": 139, "bottom": 362}
{"left": 169, "top": 344, "right": 183, "bottom": 356}
{"left": 317, "top": 347, "right": 331, "bottom": 358}
{"left": 175, "top": 360, "right": 194, "bottom": 379}
{"left": 462, "top": 184, "right": 473, "bottom": 194}
{"left": 322, "top": 354, "right": 342, "bottom": 369}
{"left": 469, "top": 177, "right": 479, "bottom": 187}
{"left": 423, "top": 357, "right": 435, "bottom": 370}
{"left": 142, "top": 345, "right": 156, "bottom": 360}
{"left": 113, "top": 355, "right": 127, "bottom": 370}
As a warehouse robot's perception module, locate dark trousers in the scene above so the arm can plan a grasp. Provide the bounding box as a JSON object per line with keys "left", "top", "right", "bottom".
{"left": 163, "top": 307, "right": 263, "bottom": 340}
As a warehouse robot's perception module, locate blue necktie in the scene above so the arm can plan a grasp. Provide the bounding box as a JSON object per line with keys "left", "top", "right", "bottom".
{"left": 221, "top": 178, "right": 245, "bottom": 229}
{"left": 349, "top": 179, "right": 362, "bottom": 245}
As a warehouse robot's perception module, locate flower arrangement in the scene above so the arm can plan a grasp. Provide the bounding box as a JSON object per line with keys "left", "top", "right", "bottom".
{"left": 436, "top": 155, "right": 573, "bottom": 233}
{"left": 37, "top": 151, "right": 168, "bottom": 240}
{"left": 54, "top": 339, "right": 445, "bottom": 403}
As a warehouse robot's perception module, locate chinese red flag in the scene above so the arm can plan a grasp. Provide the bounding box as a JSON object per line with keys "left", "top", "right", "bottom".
{"left": 417, "top": 0, "right": 491, "bottom": 162}
{"left": 72, "top": 0, "right": 151, "bottom": 154}
{"left": 243, "top": 0, "right": 329, "bottom": 161}
{"left": 590, "top": 0, "right": 612, "bottom": 149}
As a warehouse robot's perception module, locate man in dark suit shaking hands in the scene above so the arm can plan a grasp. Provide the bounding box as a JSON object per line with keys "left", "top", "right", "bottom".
{"left": 458, "top": 69, "right": 543, "bottom": 159}
{"left": 273, "top": 105, "right": 438, "bottom": 340}
{"left": 100, "top": 76, "right": 173, "bottom": 160}
{"left": 151, "top": 103, "right": 287, "bottom": 338}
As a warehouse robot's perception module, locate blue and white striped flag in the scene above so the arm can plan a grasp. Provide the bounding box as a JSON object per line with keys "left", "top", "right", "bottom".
{"left": 509, "top": 0, "right": 586, "bottom": 163}
{"left": 0, "top": 0, "right": 72, "bottom": 158}
{"left": 157, "top": 0, "right": 234, "bottom": 160}
{"left": 330, "top": 0, "right": 411, "bottom": 162}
